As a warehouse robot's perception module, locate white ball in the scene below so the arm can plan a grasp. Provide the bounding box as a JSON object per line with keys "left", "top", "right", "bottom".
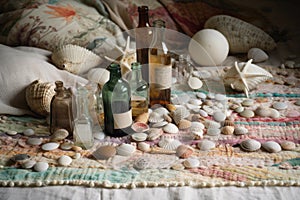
{"left": 188, "top": 29, "right": 229, "bottom": 66}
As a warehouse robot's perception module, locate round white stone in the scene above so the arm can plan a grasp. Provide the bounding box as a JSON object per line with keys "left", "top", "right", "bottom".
{"left": 6, "top": 130, "right": 18, "bottom": 136}
{"left": 22, "top": 160, "right": 36, "bottom": 169}
{"left": 206, "top": 128, "right": 221, "bottom": 136}
{"left": 33, "top": 162, "right": 49, "bottom": 172}
{"left": 241, "top": 99, "right": 254, "bottom": 107}
{"left": 213, "top": 111, "right": 226, "bottom": 122}
{"left": 215, "top": 94, "right": 227, "bottom": 102}
{"left": 27, "top": 138, "right": 43, "bottom": 146}
{"left": 23, "top": 129, "right": 35, "bottom": 136}
{"left": 272, "top": 102, "right": 288, "bottom": 110}
{"left": 41, "top": 142, "right": 59, "bottom": 151}
{"left": 196, "top": 92, "right": 207, "bottom": 99}
{"left": 58, "top": 155, "right": 72, "bottom": 166}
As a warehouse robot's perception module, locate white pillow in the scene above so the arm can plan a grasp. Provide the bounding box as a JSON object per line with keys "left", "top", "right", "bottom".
{"left": 0, "top": 44, "right": 88, "bottom": 116}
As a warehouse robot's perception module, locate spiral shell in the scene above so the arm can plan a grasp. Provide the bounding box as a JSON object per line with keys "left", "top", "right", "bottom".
{"left": 25, "top": 80, "right": 55, "bottom": 116}
{"left": 51, "top": 44, "right": 102, "bottom": 75}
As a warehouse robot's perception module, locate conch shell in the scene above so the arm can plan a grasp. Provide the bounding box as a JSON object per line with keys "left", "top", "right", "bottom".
{"left": 51, "top": 44, "right": 103, "bottom": 75}
{"left": 204, "top": 15, "right": 276, "bottom": 53}
{"left": 25, "top": 80, "right": 55, "bottom": 116}
{"left": 223, "top": 59, "right": 273, "bottom": 97}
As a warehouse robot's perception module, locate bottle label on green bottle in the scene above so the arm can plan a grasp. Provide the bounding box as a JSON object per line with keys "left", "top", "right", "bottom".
{"left": 113, "top": 109, "right": 132, "bottom": 129}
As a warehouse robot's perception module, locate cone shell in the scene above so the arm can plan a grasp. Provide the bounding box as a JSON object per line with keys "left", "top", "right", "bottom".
{"left": 51, "top": 44, "right": 102, "bottom": 75}
{"left": 25, "top": 80, "right": 55, "bottom": 116}
{"left": 204, "top": 15, "right": 276, "bottom": 53}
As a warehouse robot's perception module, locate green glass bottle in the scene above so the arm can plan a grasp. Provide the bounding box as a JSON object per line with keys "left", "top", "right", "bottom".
{"left": 102, "top": 63, "right": 132, "bottom": 137}
{"left": 128, "top": 62, "right": 149, "bottom": 118}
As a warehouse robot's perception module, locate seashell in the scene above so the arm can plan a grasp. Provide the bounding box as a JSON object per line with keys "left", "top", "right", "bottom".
{"left": 25, "top": 80, "right": 55, "bottom": 116}
{"left": 189, "top": 99, "right": 202, "bottom": 106}
{"left": 198, "top": 109, "right": 208, "bottom": 117}
{"left": 206, "top": 128, "right": 221, "bottom": 136}
{"left": 50, "top": 128, "right": 69, "bottom": 142}
{"left": 163, "top": 113, "right": 173, "bottom": 123}
{"left": 87, "top": 68, "right": 110, "bottom": 86}
{"left": 131, "top": 132, "right": 148, "bottom": 142}
{"left": 93, "top": 145, "right": 116, "bottom": 160}
{"left": 280, "top": 141, "right": 296, "bottom": 151}
{"left": 11, "top": 154, "right": 30, "bottom": 162}
{"left": 223, "top": 60, "right": 273, "bottom": 97}
{"left": 135, "top": 112, "right": 149, "bottom": 124}
{"left": 151, "top": 121, "right": 168, "bottom": 128}
{"left": 190, "top": 121, "right": 205, "bottom": 131}
{"left": 247, "top": 48, "right": 269, "bottom": 63}
{"left": 177, "top": 119, "right": 192, "bottom": 130}
{"left": 221, "top": 126, "right": 234, "bottom": 135}
{"left": 204, "top": 120, "right": 221, "bottom": 129}
{"left": 255, "top": 106, "right": 271, "bottom": 117}
{"left": 262, "top": 141, "right": 281, "bottom": 153}
{"left": 191, "top": 129, "right": 204, "bottom": 139}
{"left": 239, "top": 109, "right": 255, "bottom": 118}
{"left": 94, "top": 131, "right": 105, "bottom": 140}
{"left": 26, "top": 137, "right": 43, "bottom": 146}
{"left": 213, "top": 111, "right": 226, "bottom": 122}
{"left": 202, "top": 105, "right": 214, "bottom": 115}
{"left": 41, "top": 142, "right": 60, "bottom": 151}
{"left": 158, "top": 137, "right": 181, "bottom": 151}
{"left": 131, "top": 122, "right": 149, "bottom": 133}
{"left": 166, "top": 104, "right": 177, "bottom": 112}
{"left": 6, "top": 130, "right": 17, "bottom": 136}
{"left": 268, "top": 108, "right": 280, "bottom": 118}
{"left": 223, "top": 118, "right": 234, "bottom": 126}
{"left": 171, "top": 163, "right": 185, "bottom": 171}
{"left": 240, "top": 139, "right": 261, "bottom": 152}
{"left": 58, "top": 155, "right": 72, "bottom": 166}
{"left": 147, "top": 128, "right": 163, "bottom": 141}
{"left": 272, "top": 102, "right": 288, "bottom": 110}
{"left": 73, "top": 152, "right": 81, "bottom": 159}
{"left": 51, "top": 44, "right": 102, "bottom": 75}
{"left": 185, "top": 103, "right": 200, "bottom": 111}
{"left": 163, "top": 123, "right": 179, "bottom": 134}
{"left": 137, "top": 142, "right": 151, "bottom": 152}
{"left": 148, "top": 112, "right": 164, "bottom": 123}
{"left": 183, "top": 157, "right": 200, "bottom": 169}
{"left": 204, "top": 15, "right": 276, "bottom": 53}
{"left": 33, "top": 162, "right": 49, "bottom": 172}
{"left": 153, "top": 107, "right": 169, "bottom": 116}
{"left": 116, "top": 143, "right": 136, "bottom": 156}
{"left": 133, "top": 157, "right": 149, "bottom": 170}
{"left": 176, "top": 145, "right": 194, "bottom": 158}
{"left": 196, "top": 92, "right": 207, "bottom": 99}
{"left": 197, "top": 140, "right": 216, "bottom": 151}
{"left": 21, "top": 160, "right": 36, "bottom": 169}
{"left": 187, "top": 76, "right": 203, "bottom": 90}
{"left": 23, "top": 129, "right": 35, "bottom": 136}
{"left": 241, "top": 99, "right": 254, "bottom": 107}
{"left": 172, "top": 106, "right": 190, "bottom": 125}
{"left": 60, "top": 141, "right": 74, "bottom": 150}
{"left": 234, "top": 126, "right": 248, "bottom": 135}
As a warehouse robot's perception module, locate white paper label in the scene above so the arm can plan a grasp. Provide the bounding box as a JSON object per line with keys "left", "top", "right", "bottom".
{"left": 149, "top": 63, "right": 172, "bottom": 89}
{"left": 113, "top": 109, "right": 132, "bottom": 129}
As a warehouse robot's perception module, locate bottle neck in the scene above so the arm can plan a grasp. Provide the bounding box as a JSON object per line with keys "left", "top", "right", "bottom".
{"left": 138, "top": 6, "right": 150, "bottom": 27}
{"left": 131, "top": 67, "right": 143, "bottom": 81}
{"left": 76, "top": 90, "right": 90, "bottom": 118}
{"left": 108, "top": 65, "right": 122, "bottom": 81}
{"left": 151, "top": 20, "right": 167, "bottom": 54}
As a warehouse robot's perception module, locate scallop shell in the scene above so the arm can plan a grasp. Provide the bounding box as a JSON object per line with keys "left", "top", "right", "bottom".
{"left": 93, "top": 145, "right": 116, "bottom": 160}
{"left": 163, "top": 123, "right": 179, "bottom": 134}
{"left": 204, "top": 15, "right": 276, "bottom": 53}
{"left": 51, "top": 44, "right": 102, "bottom": 75}
{"left": 25, "top": 80, "right": 55, "bottom": 116}
{"left": 153, "top": 107, "right": 169, "bottom": 116}
{"left": 221, "top": 126, "right": 235, "bottom": 135}
{"left": 183, "top": 157, "right": 200, "bottom": 168}
{"left": 176, "top": 145, "right": 194, "bottom": 158}
{"left": 262, "top": 141, "right": 281, "bottom": 153}
{"left": 197, "top": 140, "right": 216, "bottom": 151}
{"left": 190, "top": 121, "right": 205, "bottom": 132}
{"left": 148, "top": 112, "right": 164, "bottom": 123}
{"left": 147, "top": 128, "right": 163, "bottom": 141}
{"left": 177, "top": 119, "right": 192, "bottom": 130}
{"left": 87, "top": 68, "right": 110, "bottom": 86}
{"left": 187, "top": 76, "right": 203, "bottom": 90}
{"left": 247, "top": 48, "right": 269, "bottom": 63}
{"left": 116, "top": 143, "right": 136, "bottom": 156}
{"left": 240, "top": 139, "right": 261, "bottom": 152}
{"left": 158, "top": 137, "right": 181, "bottom": 151}
{"left": 172, "top": 106, "right": 190, "bottom": 125}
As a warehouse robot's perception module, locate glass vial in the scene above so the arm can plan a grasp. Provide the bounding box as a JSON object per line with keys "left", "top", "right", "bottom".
{"left": 149, "top": 19, "right": 171, "bottom": 107}
{"left": 128, "top": 62, "right": 149, "bottom": 118}
{"left": 73, "top": 86, "right": 94, "bottom": 149}
{"left": 136, "top": 5, "right": 151, "bottom": 83}
{"left": 102, "top": 63, "right": 132, "bottom": 137}
{"left": 50, "top": 81, "right": 74, "bottom": 135}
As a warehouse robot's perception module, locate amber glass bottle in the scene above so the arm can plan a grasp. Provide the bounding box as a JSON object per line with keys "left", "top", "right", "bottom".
{"left": 136, "top": 5, "right": 151, "bottom": 83}
{"left": 50, "top": 81, "right": 73, "bottom": 135}
{"left": 102, "top": 63, "right": 132, "bottom": 137}
{"left": 149, "top": 19, "right": 171, "bottom": 107}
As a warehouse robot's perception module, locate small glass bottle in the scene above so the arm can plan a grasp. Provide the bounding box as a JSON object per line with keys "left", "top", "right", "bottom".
{"left": 128, "top": 62, "right": 149, "bottom": 118}
{"left": 149, "top": 19, "right": 172, "bottom": 107}
{"left": 102, "top": 63, "right": 132, "bottom": 137}
{"left": 136, "top": 5, "right": 151, "bottom": 83}
{"left": 50, "top": 81, "right": 73, "bottom": 135}
{"left": 73, "top": 86, "right": 94, "bottom": 149}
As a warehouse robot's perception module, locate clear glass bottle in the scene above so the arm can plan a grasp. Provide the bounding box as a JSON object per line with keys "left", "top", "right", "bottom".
{"left": 149, "top": 19, "right": 172, "bottom": 107}
{"left": 50, "top": 81, "right": 73, "bottom": 135}
{"left": 73, "top": 86, "right": 94, "bottom": 149}
{"left": 128, "top": 62, "right": 149, "bottom": 118}
{"left": 136, "top": 5, "right": 151, "bottom": 83}
{"left": 102, "top": 63, "right": 132, "bottom": 137}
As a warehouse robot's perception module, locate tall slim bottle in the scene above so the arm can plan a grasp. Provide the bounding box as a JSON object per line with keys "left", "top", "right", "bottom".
{"left": 73, "top": 86, "right": 94, "bottom": 149}
{"left": 136, "top": 5, "right": 151, "bottom": 83}
{"left": 102, "top": 63, "right": 132, "bottom": 137}
{"left": 149, "top": 19, "right": 171, "bottom": 107}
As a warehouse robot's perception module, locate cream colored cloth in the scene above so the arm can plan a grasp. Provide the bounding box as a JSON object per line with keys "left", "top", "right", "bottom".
{"left": 0, "top": 44, "right": 88, "bottom": 116}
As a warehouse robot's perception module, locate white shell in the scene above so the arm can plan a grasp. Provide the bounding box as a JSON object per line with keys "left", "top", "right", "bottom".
{"left": 172, "top": 106, "right": 190, "bottom": 125}
{"left": 147, "top": 128, "right": 163, "bottom": 141}
{"left": 148, "top": 112, "right": 164, "bottom": 123}
{"left": 153, "top": 107, "right": 169, "bottom": 116}
{"left": 240, "top": 139, "right": 261, "bottom": 152}
{"left": 151, "top": 121, "right": 168, "bottom": 128}
{"left": 51, "top": 44, "right": 102, "bottom": 75}
{"left": 163, "top": 123, "right": 179, "bottom": 134}
{"left": 213, "top": 111, "right": 226, "bottom": 122}
{"left": 116, "top": 143, "right": 136, "bottom": 156}
{"left": 87, "top": 68, "right": 110, "bottom": 86}
{"left": 262, "top": 141, "right": 281, "bottom": 153}
{"left": 41, "top": 142, "right": 60, "bottom": 151}
{"left": 51, "top": 129, "right": 69, "bottom": 141}
{"left": 58, "top": 155, "right": 73, "bottom": 166}
{"left": 206, "top": 128, "right": 221, "bottom": 136}
{"left": 247, "top": 48, "right": 269, "bottom": 63}
{"left": 223, "top": 60, "right": 273, "bottom": 97}
{"left": 239, "top": 109, "right": 255, "bottom": 118}
{"left": 137, "top": 142, "right": 151, "bottom": 152}
{"left": 190, "top": 121, "right": 205, "bottom": 131}
{"left": 197, "top": 140, "right": 216, "bottom": 151}
{"left": 188, "top": 29, "right": 229, "bottom": 66}
{"left": 204, "top": 120, "right": 221, "bottom": 129}
{"left": 272, "top": 102, "right": 288, "bottom": 110}
{"left": 33, "top": 162, "right": 49, "bottom": 172}
{"left": 22, "top": 160, "right": 36, "bottom": 169}
{"left": 204, "top": 15, "right": 276, "bottom": 53}
{"left": 187, "top": 76, "right": 203, "bottom": 90}
{"left": 27, "top": 138, "right": 43, "bottom": 146}
{"left": 158, "top": 137, "right": 181, "bottom": 151}
{"left": 131, "top": 132, "right": 148, "bottom": 142}
{"left": 183, "top": 157, "right": 200, "bottom": 168}
{"left": 234, "top": 126, "right": 248, "bottom": 135}
{"left": 280, "top": 141, "right": 296, "bottom": 150}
